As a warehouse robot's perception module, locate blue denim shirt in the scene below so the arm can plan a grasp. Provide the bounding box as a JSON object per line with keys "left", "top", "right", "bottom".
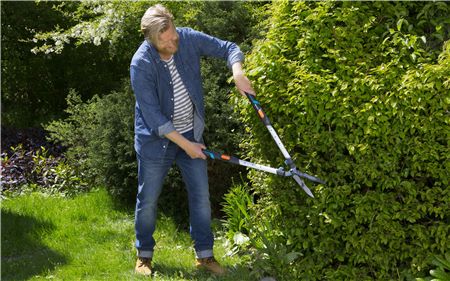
{"left": 130, "top": 27, "right": 244, "bottom": 159}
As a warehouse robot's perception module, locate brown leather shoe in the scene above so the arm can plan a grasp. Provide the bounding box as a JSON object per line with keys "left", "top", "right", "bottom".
{"left": 135, "top": 257, "right": 152, "bottom": 276}
{"left": 196, "top": 257, "right": 226, "bottom": 276}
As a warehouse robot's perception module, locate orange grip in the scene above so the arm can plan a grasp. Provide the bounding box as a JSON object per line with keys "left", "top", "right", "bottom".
{"left": 258, "top": 109, "right": 265, "bottom": 119}
{"left": 221, "top": 154, "right": 231, "bottom": 161}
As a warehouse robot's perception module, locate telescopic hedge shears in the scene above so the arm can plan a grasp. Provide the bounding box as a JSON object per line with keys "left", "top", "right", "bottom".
{"left": 202, "top": 92, "right": 325, "bottom": 198}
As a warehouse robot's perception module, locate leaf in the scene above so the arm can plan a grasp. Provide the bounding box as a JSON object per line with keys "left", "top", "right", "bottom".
{"left": 430, "top": 269, "right": 450, "bottom": 280}
{"left": 433, "top": 255, "right": 450, "bottom": 270}
{"left": 397, "top": 19, "right": 406, "bottom": 31}
{"left": 285, "top": 251, "right": 302, "bottom": 263}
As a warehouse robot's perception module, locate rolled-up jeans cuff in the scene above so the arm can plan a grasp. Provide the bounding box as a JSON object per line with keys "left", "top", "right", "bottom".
{"left": 138, "top": 250, "right": 153, "bottom": 258}
{"left": 196, "top": 249, "right": 213, "bottom": 259}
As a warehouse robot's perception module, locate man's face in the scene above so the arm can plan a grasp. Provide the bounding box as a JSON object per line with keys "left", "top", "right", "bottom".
{"left": 155, "top": 24, "right": 179, "bottom": 59}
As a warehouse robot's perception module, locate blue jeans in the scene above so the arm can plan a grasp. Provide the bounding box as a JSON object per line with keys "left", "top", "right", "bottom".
{"left": 134, "top": 130, "right": 214, "bottom": 259}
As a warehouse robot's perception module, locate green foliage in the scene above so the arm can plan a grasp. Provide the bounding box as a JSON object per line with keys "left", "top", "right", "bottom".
{"left": 416, "top": 254, "right": 450, "bottom": 281}
{"left": 189, "top": 1, "right": 264, "bottom": 217}
{"left": 222, "top": 184, "right": 254, "bottom": 241}
{"left": 30, "top": 1, "right": 265, "bottom": 56}
{"left": 248, "top": 221, "right": 303, "bottom": 280}
{"left": 31, "top": 1, "right": 189, "bottom": 59}
{"left": 45, "top": 83, "right": 137, "bottom": 201}
{"left": 222, "top": 184, "right": 306, "bottom": 280}
{"left": 236, "top": 1, "right": 450, "bottom": 280}
{"left": 1, "top": 1, "right": 126, "bottom": 127}
{"left": 31, "top": 147, "right": 88, "bottom": 195}
{"left": 1, "top": 144, "right": 88, "bottom": 197}
{"left": 43, "top": 86, "right": 191, "bottom": 215}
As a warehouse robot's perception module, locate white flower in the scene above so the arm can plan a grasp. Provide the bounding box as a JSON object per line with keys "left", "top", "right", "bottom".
{"left": 233, "top": 232, "right": 249, "bottom": 245}
{"left": 93, "top": 36, "right": 101, "bottom": 46}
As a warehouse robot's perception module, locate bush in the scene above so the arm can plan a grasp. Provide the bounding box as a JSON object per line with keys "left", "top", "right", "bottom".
{"left": 1, "top": 127, "right": 86, "bottom": 196}
{"left": 236, "top": 1, "right": 450, "bottom": 280}
{"left": 416, "top": 254, "right": 450, "bottom": 281}
{"left": 222, "top": 184, "right": 306, "bottom": 280}
{"left": 1, "top": 144, "right": 88, "bottom": 196}
{"left": 45, "top": 84, "right": 136, "bottom": 201}
{"left": 222, "top": 183, "right": 254, "bottom": 241}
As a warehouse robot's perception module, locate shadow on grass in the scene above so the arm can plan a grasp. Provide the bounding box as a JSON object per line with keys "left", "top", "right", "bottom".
{"left": 1, "top": 209, "right": 67, "bottom": 281}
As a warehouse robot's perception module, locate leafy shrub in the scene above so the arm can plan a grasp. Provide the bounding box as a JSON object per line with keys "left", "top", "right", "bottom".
{"left": 1, "top": 127, "right": 86, "bottom": 196}
{"left": 222, "top": 184, "right": 305, "bottom": 280}
{"left": 222, "top": 183, "right": 254, "bottom": 241}
{"left": 416, "top": 254, "right": 450, "bottom": 281}
{"left": 45, "top": 84, "right": 136, "bottom": 201}
{"left": 1, "top": 144, "right": 34, "bottom": 191}
{"left": 235, "top": 1, "right": 450, "bottom": 280}
{"left": 1, "top": 144, "right": 87, "bottom": 196}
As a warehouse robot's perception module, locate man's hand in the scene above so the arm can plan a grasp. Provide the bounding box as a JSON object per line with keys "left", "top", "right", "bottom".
{"left": 165, "top": 130, "right": 207, "bottom": 160}
{"left": 232, "top": 62, "right": 255, "bottom": 96}
{"left": 185, "top": 142, "right": 207, "bottom": 160}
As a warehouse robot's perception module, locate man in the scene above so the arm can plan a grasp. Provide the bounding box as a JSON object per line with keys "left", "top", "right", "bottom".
{"left": 130, "top": 4, "right": 255, "bottom": 277}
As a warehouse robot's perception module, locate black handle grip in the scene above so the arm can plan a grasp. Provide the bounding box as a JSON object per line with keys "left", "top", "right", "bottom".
{"left": 244, "top": 92, "right": 271, "bottom": 126}
{"left": 203, "top": 149, "right": 239, "bottom": 165}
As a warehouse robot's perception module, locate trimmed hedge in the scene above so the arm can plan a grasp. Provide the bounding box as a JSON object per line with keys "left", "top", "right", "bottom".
{"left": 238, "top": 1, "right": 449, "bottom": 280}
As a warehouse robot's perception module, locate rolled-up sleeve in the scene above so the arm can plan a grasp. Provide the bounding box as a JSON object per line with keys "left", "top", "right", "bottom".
{"left": 189, "top": 28, "right": 244, "bottom": 69}
{"left": 130, "top": 64, "right": 175, "bottom": 137}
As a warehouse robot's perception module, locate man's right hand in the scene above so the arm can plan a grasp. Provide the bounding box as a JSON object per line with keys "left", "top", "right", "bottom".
{"left": 185, "top": 142, "right": 207, "bottom": 160}
{"left": 164, "top": 130, "right": 207, "bottom": 160}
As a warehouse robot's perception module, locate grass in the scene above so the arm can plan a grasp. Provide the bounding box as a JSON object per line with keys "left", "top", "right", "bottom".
{"left": 1, "top": 188, "right": 255, "bottom": 281}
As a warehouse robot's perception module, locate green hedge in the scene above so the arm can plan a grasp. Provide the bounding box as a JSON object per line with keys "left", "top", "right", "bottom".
{"left": 237, "top": 1, "right": 449, "bottom": 280}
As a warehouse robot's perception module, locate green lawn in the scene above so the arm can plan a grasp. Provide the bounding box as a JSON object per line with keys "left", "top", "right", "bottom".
{"left": 1, "top": 189, "right": 254, "bottom": 281}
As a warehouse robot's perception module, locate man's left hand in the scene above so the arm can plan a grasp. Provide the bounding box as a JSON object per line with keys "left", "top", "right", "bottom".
{"left": 232, "top": 62, "right": 255, "bottom": 96}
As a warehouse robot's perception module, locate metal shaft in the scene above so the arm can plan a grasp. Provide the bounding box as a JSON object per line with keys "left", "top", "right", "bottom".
{"left": 202, "top": 150, "right": 287, "bottom": 176}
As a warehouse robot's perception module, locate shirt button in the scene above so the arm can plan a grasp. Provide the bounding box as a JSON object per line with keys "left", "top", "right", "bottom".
{"left": 163, "top": 145, "right": 166, "bottom": 148}
{"left": 171, "top": 98, "right": 174, "bottom": 101}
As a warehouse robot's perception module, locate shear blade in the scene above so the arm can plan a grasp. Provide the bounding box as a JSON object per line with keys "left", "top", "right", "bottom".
{"left": 293, "top": 174, "right": 314, "bottom": 198}
{"left": 291, "top": 167, "right": 325, "bottom": 185}
{"left": 295, "top": 170, "right": 326, "bottom": 185}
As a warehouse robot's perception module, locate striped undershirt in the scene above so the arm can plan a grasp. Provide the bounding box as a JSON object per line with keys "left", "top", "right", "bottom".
{"left": 164, "top": 56, "right": 194, "bottom": 134}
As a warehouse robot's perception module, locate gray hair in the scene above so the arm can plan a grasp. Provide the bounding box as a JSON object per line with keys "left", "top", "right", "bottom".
{"left": 140, "top": 4, "right": 174, "bottom": 44}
